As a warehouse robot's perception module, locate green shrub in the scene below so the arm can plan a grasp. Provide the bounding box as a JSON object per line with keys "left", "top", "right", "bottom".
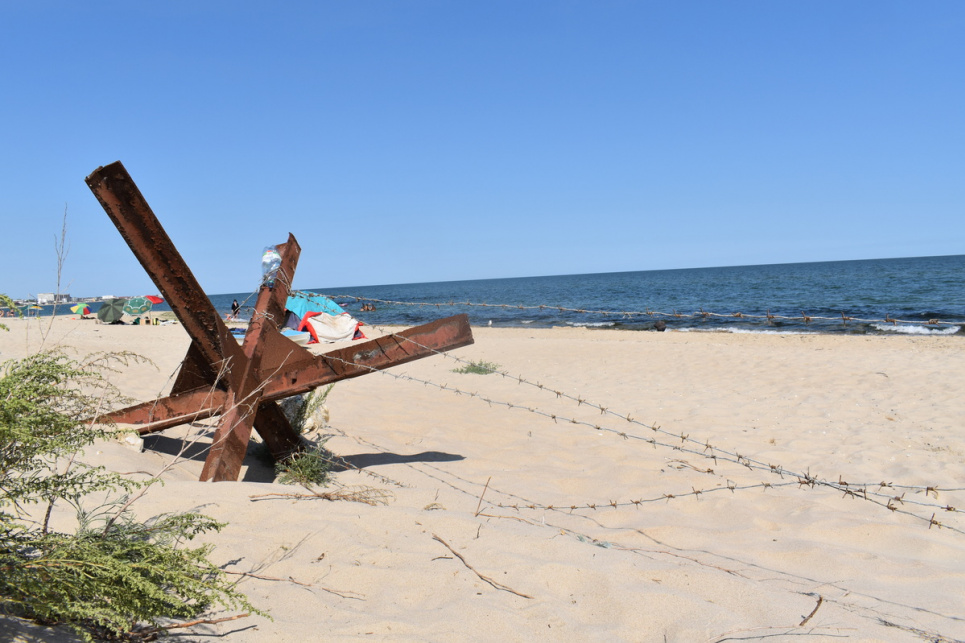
{"left": 260, "top": 385, "right": 336, "bottom": 485}
{"left": 451, "top": 360, "right": 500, "bottom": 375}
{"left": 0, "top": 350, "right": 259, "bottom": 640}
{"left": 275, "top": 440, "right": 333, "bottom": 487}
{"left": 0, "top": 294, "right": 18, "bottom": 331}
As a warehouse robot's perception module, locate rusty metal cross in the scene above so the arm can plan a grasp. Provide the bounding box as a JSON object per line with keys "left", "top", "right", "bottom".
{"left": 86, "top": 161, "right": 473, "bottom": 482}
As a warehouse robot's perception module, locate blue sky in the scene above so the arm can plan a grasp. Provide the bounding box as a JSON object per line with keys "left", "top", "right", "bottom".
{"left": 2, "top": 2, "right": 962, "bottom": 300}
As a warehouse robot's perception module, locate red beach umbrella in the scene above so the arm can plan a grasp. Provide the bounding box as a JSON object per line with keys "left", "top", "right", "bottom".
{"left": 144, "top": 295, "right": 164, "bottom": 304}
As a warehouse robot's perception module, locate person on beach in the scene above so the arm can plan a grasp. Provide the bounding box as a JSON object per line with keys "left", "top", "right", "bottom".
{"left": 230, "top": 299, "right": 241, "bottom": 320}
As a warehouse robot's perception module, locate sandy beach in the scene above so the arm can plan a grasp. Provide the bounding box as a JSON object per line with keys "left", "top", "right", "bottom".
{"left": 1, "top": 315, "right": 963, "bottom": 642}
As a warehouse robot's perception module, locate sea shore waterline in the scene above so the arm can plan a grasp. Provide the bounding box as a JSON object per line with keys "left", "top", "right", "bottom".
{"left": 7, "top": 254, "right": 964, "bottom": 336}
{"left": 234, "top": 254, "right": 965, "bottom": 335}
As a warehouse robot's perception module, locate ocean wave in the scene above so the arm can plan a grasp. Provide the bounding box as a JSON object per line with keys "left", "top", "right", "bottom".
{"left": 871, "top": 323, "right": 961, "bottom": 336}
{"left": 567, "top": 321, "right": 616, "bottom": 328}
{"left": 678, "top": 327, "right": 809, "bottom": 336}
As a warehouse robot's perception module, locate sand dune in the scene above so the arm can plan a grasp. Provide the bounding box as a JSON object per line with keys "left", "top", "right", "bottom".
{"left": 1, "top": 316, "right": 963, "bottom": 641}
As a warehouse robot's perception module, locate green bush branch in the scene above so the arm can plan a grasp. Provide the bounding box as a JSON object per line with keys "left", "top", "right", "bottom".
{"left": 274, "top": 386, "right": 335, "bottom": 487}
{"left": 0, "top": 347, "right": 262, "bottom": 640}
{"left": 0, "top": 294, "right": 17, "bottom": 331}
{"left": 451, "top": 360, "right": 500, "bottom": 375}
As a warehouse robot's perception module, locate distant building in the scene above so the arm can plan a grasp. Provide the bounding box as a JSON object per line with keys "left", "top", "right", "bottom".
{"left": 35, "top": 293, "right": 70, "bottom": 304}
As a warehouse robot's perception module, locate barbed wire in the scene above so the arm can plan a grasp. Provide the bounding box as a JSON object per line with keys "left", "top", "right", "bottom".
{"left": 323, "top": 419, "right": 965, "bottom": 640}
{"left": 311, "top": 335, "right": 963, "bottom": 535}
{"left": 366, "top": 322, "right": 964, "bottom": 489}
{"left": 228, "top": 270, "right": 298, "bottom": 325}
{"left": 320, "top": 426, "right": 962, "bottom": 640}
{"left": 276, "top": 291, "right": 964, "bottom": 533}
{"left": 276, "top": 290, "right": 964, "bottom": 640}
{"left": 297, "top": 291, "right": 965, "bottom": 329}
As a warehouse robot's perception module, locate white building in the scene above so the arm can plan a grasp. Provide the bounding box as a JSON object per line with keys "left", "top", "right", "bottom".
{"left": 35, "top": 293, "right": 71, "bottom": 304}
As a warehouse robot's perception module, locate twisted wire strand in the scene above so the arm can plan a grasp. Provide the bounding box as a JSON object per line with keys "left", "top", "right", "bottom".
{"left": 327, "top": 422, "right": 962, "bottom": 639}
{"left": 282, "top": 290, "right": 962, "bottom": 531}
{"left": 281, "top": 290, "right": 964, "bottom": 638}
{"left": 315, "top": 340, "right": 962, "bottom": 534}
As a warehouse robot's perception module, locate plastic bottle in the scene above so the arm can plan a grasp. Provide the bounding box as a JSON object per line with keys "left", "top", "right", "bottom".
{"left": 261, "top": 246, "right": 282, "bottom": 288}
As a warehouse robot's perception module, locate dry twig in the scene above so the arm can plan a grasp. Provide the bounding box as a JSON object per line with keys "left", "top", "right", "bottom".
{"left": 474, "top": 476, "right": 492, "bottom": 516}
{"left": 431, "top": 533, "right": 532, "bottom": 599}
{"left": 249, "top": 486, "right": 391, "bottom": 505}
{"left": 222, "top": 570, "right": 365, "bottom": 600}
{"left": 800, "top": 594, "right": 823, "bottom": 626}
{"left": 136, "top": 612, "right": 250, "bottom": 636}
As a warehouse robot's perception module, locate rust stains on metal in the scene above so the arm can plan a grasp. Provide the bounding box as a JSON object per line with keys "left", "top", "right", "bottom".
{"left": 86, "top": 161, "right": 474, "bottom": 482}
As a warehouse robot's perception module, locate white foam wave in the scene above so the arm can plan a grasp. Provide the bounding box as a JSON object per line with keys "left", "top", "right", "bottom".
{"left": 567, "top": 321, "right": 616, "bottom": 328}
{"left": 678, "top": 327, "right": 809, "bottom": 336}
{"left": 872, "top": 323, "right": 961, "bottom": 335}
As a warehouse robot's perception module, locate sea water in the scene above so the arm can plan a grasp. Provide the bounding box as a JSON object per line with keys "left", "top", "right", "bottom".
{"left": 26, "top": 255, "right": 963, "bottom": 336}
{"left": 214, "top": 255, "right": 964, "bottom": 336}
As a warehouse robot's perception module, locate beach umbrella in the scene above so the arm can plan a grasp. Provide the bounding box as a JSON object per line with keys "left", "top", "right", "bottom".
{"left": 27, "top": 305, "right": 42, "bottom": 317}
{"left": 123, "top": 297, "right": 153, "bottom": 316}
{"left": 97, "top": 298, "right": 128, "bottom": 323}
{"left": 70, "top": 303, "right": 91, "bottom": 315}
{"left": 144, "top": 295, "right": 164, "bottom": 304}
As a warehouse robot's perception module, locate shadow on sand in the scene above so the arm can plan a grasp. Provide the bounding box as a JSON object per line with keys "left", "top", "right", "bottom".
{"left": 141, "top": 431, "right": 279, "bottom": 483}
{"left": 142, "top": 433, "right": 209, "bottom": 462}
{"left": 334, "top": 451, "right": 464, "bottom": 470}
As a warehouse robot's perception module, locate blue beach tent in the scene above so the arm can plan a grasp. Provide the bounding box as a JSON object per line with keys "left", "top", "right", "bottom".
{"left": 284, "top": 292, "right": 364, "bottom": 343}
{"left": 285, "top": 292, "right": 346, "bottom": 322}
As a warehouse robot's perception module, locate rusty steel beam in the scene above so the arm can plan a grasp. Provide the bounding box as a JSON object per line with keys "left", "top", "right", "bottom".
{"left": 85, "top": 161, "right": 245, "bottom": 380}
{"left": 86, "top": 162, "right": 306, "bottom": 479}
{"left": 171, "top": 342, "right": 223, "bottom": 394}
{"left": 99, "top": 386, "right": 227, "bottom": 434}
{"left": 98, "top": 314, "right": 474, "bottom": 434}
{"left": 241, "top": 235, "right": 305, "bottom": 464}
{"left": 253, "top": 402, "right": 305, "bottom": 463}
{"left": 261, "top": 314, "right": 474, "bottom": 399}
{"left": 86, "top": 161, "right": 475, "bottom": 483}
{"left": 201, "top": 239, "right": 301, "bottom": 482}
